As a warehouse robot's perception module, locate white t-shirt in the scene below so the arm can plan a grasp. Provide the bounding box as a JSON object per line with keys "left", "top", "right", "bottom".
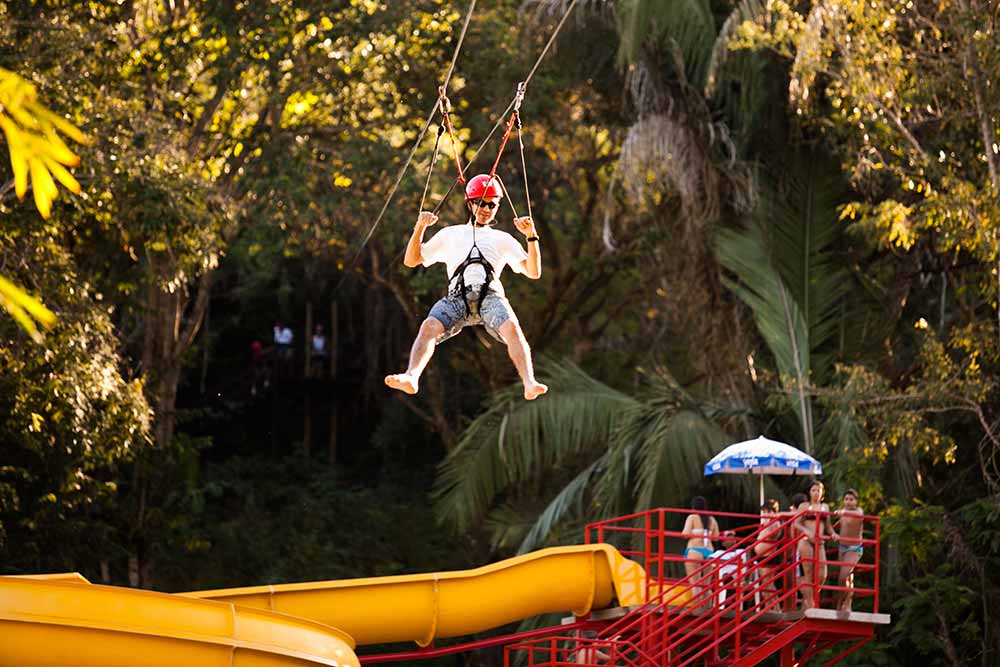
{"left": 275, "top": 327, "right": 293, "bottom": 345}
{"left": 421, "top": 223, "right": 528, "bottom": 297}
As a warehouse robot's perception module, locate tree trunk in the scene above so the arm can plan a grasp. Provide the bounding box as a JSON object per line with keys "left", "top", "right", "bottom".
{"left": 131, "top": 268, "right": 213, "bottom": 590}
{"left": 303, "top": 300, "right": 314, "bottom": 455}
{"left": 305, "top": 300, "right": 314, "bottom": 378}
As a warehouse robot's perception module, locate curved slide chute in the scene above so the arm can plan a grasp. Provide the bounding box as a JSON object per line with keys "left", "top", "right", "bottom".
{"left": 186, "top": 544, "right": 646, "bottom": 647}
{"left": 0, "top": 575, "right": 359, "bottom": 667}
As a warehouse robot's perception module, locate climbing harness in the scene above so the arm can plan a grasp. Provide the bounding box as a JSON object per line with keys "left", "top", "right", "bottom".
{"left": 449, "top": 175, "right": 504, "bottom": 317}
{"left": 450, "top": 245, "right": 495, "bottom": 319}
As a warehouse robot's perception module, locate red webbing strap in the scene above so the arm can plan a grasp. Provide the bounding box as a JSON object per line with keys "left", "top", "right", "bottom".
{"left": 441, "top": 110, "right": 466, "bottom": 184}
{"left": 438, "top": 88, "right": 466, "bottom": 184}
{"left": 486, "top": 111, "right": 519, "bottom": 181}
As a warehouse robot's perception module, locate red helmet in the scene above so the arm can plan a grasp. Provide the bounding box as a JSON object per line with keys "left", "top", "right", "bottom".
{"left": 464, "top": 174, "right": 503, "bottom": 201}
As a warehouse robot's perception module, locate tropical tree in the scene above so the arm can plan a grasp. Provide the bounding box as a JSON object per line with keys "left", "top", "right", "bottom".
{"left": 434, "top": 361, "right": 742, "bottom": 553}
{"left": 716, "top": 153, "right": 850, "bottom": 453}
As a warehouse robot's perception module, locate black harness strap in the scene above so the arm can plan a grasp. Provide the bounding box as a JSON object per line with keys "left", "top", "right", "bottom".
{"left": 449, "top": 223, "right": 495, "bottom": 316}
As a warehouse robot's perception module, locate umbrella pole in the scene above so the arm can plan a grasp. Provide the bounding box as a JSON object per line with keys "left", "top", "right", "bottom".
{"left": 759, "top": 474, "right": 764, "bottom": 506}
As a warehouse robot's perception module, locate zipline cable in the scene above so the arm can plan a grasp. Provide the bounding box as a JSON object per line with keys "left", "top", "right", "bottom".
{"left": 336, "top": 0, "right": 477, "bottom": 288}
{"left": 340, "top": 0, "right": 580, "bottom": 285}
{"left": 432, "top": 0, "right": 581, "bottom": 213}
{"left": 419, "top": 120, "right": 446, "bottom": 212}
{"left": 522, "top": 0, "right": 580, "bottom": 87}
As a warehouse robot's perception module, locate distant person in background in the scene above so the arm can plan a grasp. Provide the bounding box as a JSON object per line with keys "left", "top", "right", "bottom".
{"left": 833, "top": 488, "right": 865, "bottom": 611}
{"left": 786, "top": 492, "right": 808, "bottom": 605}
{"left": 274, "top": 321, "right": 294, "bottom": 379}
{"left": 794, "top": 481, "right": 838, "bottom": 609}
{"left": 788, "top": 493, "right": 807, "bottom": 513}
{"left": 682, "top": 496, "right": 720, "bottom": 604}
{"left": 753, "top": 498, "right": 782, "bottom": 598}
{"left": 250, "top": 340, "right": 268, "bottom": 395}
{"left": 571, "top": 631, "right": 611, "bottom": 665}
{"left": 310, "top": 324, "right": 329, "bottom": 378}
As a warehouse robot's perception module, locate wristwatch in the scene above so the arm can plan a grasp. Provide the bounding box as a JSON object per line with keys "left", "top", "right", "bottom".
{"left": 526, "top": 236, "right": 539, "bottom": 242}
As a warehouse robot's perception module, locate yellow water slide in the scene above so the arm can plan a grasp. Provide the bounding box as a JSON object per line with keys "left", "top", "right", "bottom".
{"left": 0, "top": 544, "right": 645, "bottom": 667}
{"left": 0, "top": 574, "right": 358, "bottom": 667}
{"left": 187, "top": 544, "right": 646, "bottom": 647}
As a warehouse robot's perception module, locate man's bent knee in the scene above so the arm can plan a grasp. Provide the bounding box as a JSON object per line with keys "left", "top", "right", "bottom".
{"left": 421, "top": 317, "right": 446, "bottom": 337}
{"left": 498, "top": 319, "right": 524, "bottom": 343}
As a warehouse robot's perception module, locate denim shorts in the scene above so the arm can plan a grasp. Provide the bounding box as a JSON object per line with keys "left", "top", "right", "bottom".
{"left": 428, "top": 287, "right": 516, "bottom": 343}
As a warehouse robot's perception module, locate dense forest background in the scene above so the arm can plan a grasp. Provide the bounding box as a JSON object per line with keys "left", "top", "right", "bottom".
{"left": 2, "top": 0, "right": 1000, "bottom": 665}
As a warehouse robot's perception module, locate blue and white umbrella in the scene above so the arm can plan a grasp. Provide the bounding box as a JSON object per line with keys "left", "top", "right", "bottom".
{"left": 703, "top": 436, "right": 822, "bottom": 504}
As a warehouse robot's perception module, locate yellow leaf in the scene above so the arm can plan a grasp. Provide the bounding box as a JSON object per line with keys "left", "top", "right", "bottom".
{"left": 0, "top": 276, "right": 56, "bottom": 329}
{"left": 0, "top": 116, "right": 29, "bottom": 199}
{"left": 0, "top": 290, "right": 42, "bottom": 343}
{"left": 333, "top": 174, "right": 352, "bottom": 187}
{"left": 41, "top": 155, "right": 81, "bottom": 193}
{"left": 37, "top": 127, "right": 81, "bottom": 166}
{"left": 11, "top": 148, "right": 28, "bottom": 199}
{"left": 29, "top": 157, "right": 55, "bottom": 218}
{"left": 33, "top": 105, "right": 88, "bottom": 145}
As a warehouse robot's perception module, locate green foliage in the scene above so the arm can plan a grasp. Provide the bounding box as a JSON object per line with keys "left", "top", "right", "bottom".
{"left": 715, "top": 155, "right": 850, "bottom": 453}
{"left": 157, "top": 455, "right": 466, "bottom": 591}
{"left": 434, "top": 360, "right": 748, "bottom": 553}
{"left": 732, "top": 0, "right": 1000, "bottom": 308}
{"left": 0, "top": 236, "right": 151, "bottom": 572}
{"left": 878, "top": 500, "right": 1000, "bottom": 665}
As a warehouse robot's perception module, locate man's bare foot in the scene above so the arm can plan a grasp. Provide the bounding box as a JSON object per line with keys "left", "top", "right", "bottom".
{"left": 385, "top": 373, "right": 419, "bottom": 395}
{"left": 524, "top": 382, "right": 548, "bottom": 401}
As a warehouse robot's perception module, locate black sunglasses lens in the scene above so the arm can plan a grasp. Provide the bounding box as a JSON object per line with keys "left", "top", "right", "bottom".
{"left": 479, "top": 201, "right": 498, "bottom": 210}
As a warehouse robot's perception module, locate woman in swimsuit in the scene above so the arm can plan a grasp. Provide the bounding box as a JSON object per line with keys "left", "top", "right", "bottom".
{"left": 682, "top": 496, "right": 720, "bottom": 603}
{"left": 753, "top": 498, "right": 782, "bottom": 599}
{"left": 793, "top": 481, "right": 838, "bottom": 609}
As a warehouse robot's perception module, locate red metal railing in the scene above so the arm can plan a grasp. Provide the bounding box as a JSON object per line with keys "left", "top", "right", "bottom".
{"left": 507, "top": 506, "right": 882, "bottom": 667}
{"left": 505, "top": 634, "right": 651, "bottom": 667}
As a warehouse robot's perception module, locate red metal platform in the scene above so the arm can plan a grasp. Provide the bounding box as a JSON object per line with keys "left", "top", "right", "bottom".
{"left": 505, "top": 507, "right": 887, "bottom": 667}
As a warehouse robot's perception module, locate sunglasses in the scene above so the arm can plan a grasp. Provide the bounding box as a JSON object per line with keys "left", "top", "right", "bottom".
{"left": 474, "top": 200, "right": 500, "bottom": 210}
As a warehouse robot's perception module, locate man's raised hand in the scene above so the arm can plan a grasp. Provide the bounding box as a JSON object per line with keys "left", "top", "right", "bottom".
{"left": 417, "top": 211, "right": 439, "bottom": 229}
{"left": 513, "top": 216, "right": 535, "bottom": 236}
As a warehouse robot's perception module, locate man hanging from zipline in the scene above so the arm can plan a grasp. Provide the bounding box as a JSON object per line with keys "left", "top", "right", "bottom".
{"left": 384, "top": 173, "right": 548, "bottom": 401}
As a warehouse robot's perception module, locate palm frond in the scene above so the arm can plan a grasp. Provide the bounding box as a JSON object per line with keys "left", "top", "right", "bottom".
{"left": 433, "top": 360, "right": 636, "bottom": 532}
{"left": 522, "top": 0, "right": 613, "bottom": 22}
{"left": 484, "top": 502, "right": 540, "bottom": 553}
{"left": 705, "top": 0, "right": 765, "bottom": 96}
{"left": 516, "top": 457, "right": 603, "bottom": 554}
{"left": 768, "top": 156, "right": 848, "bottom": 382}
{"left": 592, "top": 368, "right": 742, "bottom": 512}
{"left": 616, "top": 0, "right": 716, "bottom": 87}
{"left": 716, "top": 158, "right": 849, "bottom": 453}
{"left": 716, "top": 219, "right": 814, "bottom": 452}
{"left": 634, "top": 408, "right": 732, "bottom": 509}
{"left": 619, "top": 112, "right": 723, "bottom": 222}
